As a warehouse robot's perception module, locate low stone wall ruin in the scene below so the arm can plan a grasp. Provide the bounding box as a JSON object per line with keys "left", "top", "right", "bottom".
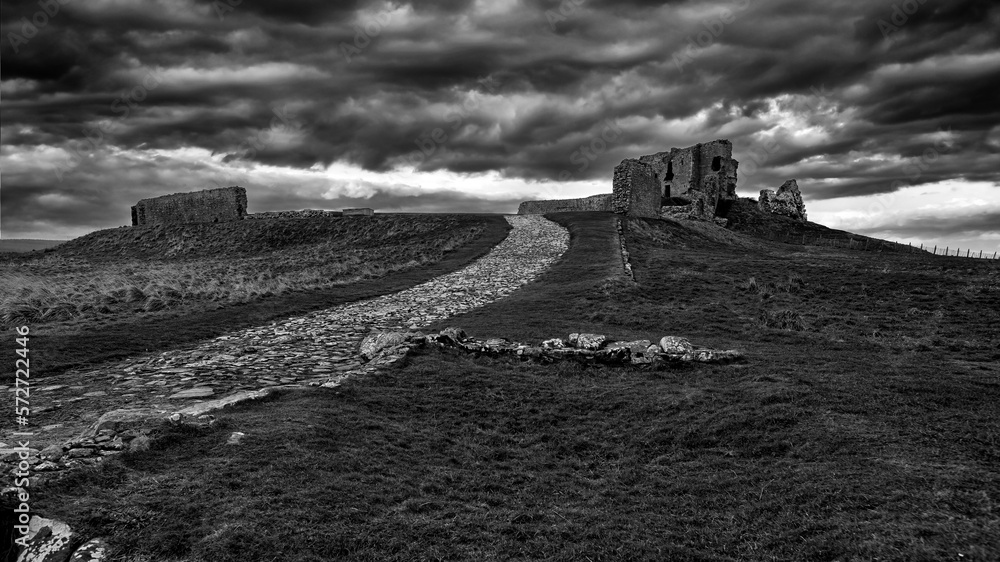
{"left": 517, "top": 193, "right": 613, "bottom": 215}
{"left": 244, "top": 209, "right": 343, "bottom": 220}
{"left": 131, "top": 186, "right": 247, "bottom": 226}
{"left": 612, "top": 159, "right": 661, "bottom": 218}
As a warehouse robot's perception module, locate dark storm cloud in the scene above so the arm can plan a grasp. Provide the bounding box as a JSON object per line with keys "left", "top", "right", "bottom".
{"left": 2, "top": 0, "right": 1000, "bottom": 238}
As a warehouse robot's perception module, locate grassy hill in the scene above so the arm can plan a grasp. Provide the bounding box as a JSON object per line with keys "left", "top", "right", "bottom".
{"left": 0, "top": 214, "right": 510, "bottom": 377}
{"left": 33, "top": 212, "right": 1000, "bottom": 561}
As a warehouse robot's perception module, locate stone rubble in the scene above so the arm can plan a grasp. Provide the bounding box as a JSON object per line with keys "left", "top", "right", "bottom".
{"left": 359, "top": 328, "right": 744, "bottom": 368}
{"left": 758, "top": 179, "right": 807, "bottom": 222}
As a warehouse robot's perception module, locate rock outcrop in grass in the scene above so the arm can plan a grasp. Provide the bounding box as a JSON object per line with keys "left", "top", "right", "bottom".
{"left": 359, "top": 328, "right": 744, "bottom": 367}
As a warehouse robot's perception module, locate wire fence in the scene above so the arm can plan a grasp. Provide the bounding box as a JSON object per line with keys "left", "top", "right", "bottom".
{"left": 762, "top": 231, "right": 1000, "bottom": 260}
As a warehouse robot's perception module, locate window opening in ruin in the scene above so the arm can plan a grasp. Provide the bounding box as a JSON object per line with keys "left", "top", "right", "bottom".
{"left": 712, "top": 156, "right": 722, "bottom": 171}
{"left": 664, "top": 161, "right": 674, "bottom": 181}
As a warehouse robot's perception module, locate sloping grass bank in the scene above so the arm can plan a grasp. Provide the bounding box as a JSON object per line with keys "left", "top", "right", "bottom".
{"left": 3, "top": 215, "right": 510, "bottom": 378}
{"left": 30, "top": 212, "right": 1000, "bottom": 560}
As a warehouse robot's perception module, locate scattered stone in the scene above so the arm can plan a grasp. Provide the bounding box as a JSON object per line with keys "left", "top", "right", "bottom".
{"left": 683, "top": 349, "right": 745, "bottom": 363}
{"left": 540, "top": 338, "right": 565, "bottom": 349}
{"left": 226, "top": 432, "right": 246, "bottom": 446}
{"left": 568, "top": 333, "right": 608, "bottom": 350}
{"left": 67, "top": 448, "right": 95, "bottom": 459}
{"left": 659, "top": 336, "right": 694, "bottom": 354}
{"left": 39, "top": 445, "right": 64, "bottom": 462}
{"left": 437, "top": 327, "right": 467, "bottom": 345}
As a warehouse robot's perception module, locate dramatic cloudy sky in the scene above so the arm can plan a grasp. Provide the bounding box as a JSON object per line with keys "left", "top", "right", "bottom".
{"left": 2, "top": 0, "right": 999, "bottom": 252}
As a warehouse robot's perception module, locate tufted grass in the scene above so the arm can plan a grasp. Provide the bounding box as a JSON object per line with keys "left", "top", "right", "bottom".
{"left": 22, "top": 212, "right": 1000, "bottom": 560}
{"left": 0, "top": 215, "right": 511, "bottom": 379}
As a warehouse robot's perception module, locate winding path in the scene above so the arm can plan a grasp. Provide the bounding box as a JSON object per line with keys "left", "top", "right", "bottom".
{"left": 6, "top": 215, "right": 570, "bottom": 454}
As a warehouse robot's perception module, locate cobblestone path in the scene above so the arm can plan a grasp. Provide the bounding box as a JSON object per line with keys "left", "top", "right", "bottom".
{"left": 4, "top": 215, "right": 570, "bottom": 451}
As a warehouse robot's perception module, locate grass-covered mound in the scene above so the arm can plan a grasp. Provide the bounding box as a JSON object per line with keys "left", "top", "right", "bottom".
{"left": 30, "top": 212, "right": 1000, "bottom": 560}
{"left": 0, "top": 214, "right": 510, "bottom": 377}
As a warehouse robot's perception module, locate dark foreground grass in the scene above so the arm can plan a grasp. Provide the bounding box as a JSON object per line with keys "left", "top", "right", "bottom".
{"left": 30, "top": 212, "right": 1000, "bottom": 560}
{"left": 37, "top": 348, "right": 999, "bottom": 561}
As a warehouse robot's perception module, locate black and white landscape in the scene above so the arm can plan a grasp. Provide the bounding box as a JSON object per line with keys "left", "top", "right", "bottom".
{"left": 1, "top": 1, "right": 999, "bottom": 561}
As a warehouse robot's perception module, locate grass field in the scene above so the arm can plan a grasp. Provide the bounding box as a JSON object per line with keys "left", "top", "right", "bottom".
{"left": 0, "top": 215, "right": 510, "bottom": 378}
{"left": 24, "top": 213, "right": 1000, "bottom": 560}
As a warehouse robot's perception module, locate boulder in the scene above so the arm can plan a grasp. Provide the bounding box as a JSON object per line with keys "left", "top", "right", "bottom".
{"left": 758, "top": 179, "right": 807, "bottom": 221}
{"left": 84, "top": 409, "right": 164, "bottom": 438}
{"left": 605, "top": 340, "right": 654, "bottom": 364}
{"left": 16, "top": 516, "right": 80, "bottom": 562}
{"left": 359, "top": 332, "right": 410, "bottom": 361}
{"left": 659, "top": 336, "right": 694, "bottom": 354}
{"left": 568, "top": 333, "right": 608, "bottom": 350}
{"left": 437, "top": 327, "right": 467, "bottom": 345}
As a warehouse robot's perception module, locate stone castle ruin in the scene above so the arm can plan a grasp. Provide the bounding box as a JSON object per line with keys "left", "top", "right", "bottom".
{"left": 130, "top": 187, "right": 379, "bottom": 226}
{"left": 758, "top": 179, "right": 807, "bottom": 222}
{"left": 132, "top": 186, "right": 247, "bottom": 226}
{"left": 517, "top": 194, "right": 613, "bottom": 215}
{"left": 518, "top": 138, "right": 806, "bottom": 223}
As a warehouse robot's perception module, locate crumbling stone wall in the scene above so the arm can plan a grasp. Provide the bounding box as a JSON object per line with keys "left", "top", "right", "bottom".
{"left": 131, "top": 187, "right": 247, "bottom": 226}
{"left": 517, "top": 194, "right": 613, "bottom": 215}
{"left": 612, "top": 159, "right": 661, "bottom": 218}
{"left": 635, "top": 140, "right": 738, "bottom": 220}
{"left": 758, "top": 179, "right": 807, "bottom": 221}
{"left": 245, "top": 209, "right": 343, "bottom": 220}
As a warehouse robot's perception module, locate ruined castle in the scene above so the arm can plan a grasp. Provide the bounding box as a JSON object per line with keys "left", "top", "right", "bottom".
{"left": 519, "top": 139, "right": 805, "bottom": 222}
{"left": 130, "top": 187, "right": 377, "bottom": 225}
{"left": 131, "top": 186, "right": 247, "bottom": 226}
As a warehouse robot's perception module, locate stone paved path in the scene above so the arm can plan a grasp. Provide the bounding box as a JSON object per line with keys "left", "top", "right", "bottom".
{"left": 4, "top": 216, "right": 569, "bottom": 451}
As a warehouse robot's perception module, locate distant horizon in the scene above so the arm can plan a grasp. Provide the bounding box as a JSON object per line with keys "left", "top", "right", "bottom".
{"left": 2, "top": 1, "right": 998, "bottom": 252}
